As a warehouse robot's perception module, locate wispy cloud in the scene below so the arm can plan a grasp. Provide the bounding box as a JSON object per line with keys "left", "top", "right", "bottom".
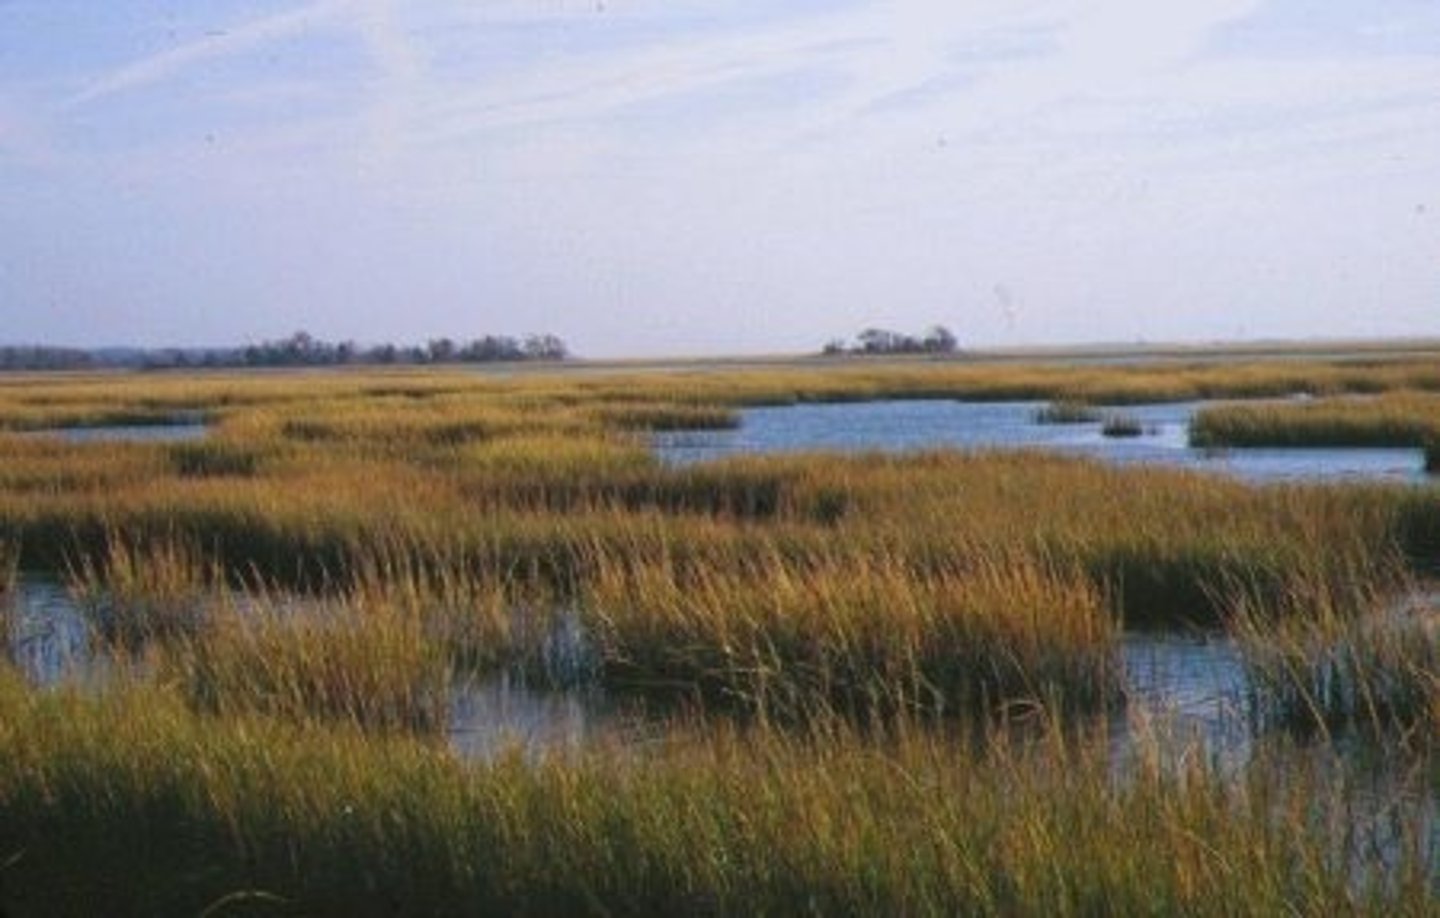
{"left": 65, "top": 0, "right": 359, "bottom": 108}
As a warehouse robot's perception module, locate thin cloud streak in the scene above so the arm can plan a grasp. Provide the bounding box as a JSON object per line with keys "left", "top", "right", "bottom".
{"left": 65, "top": 0, "right": 359, "bottom": 108}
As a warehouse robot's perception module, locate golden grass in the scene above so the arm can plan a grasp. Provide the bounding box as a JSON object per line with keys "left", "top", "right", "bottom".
{"left": 67, "top": 533, "right": 218, "bottom": 648}
{"left": 165, "top": 589, "right": 451, "bottom": 736}
{"left": 0, "top": 357, "right": 1437, "bottom": 911}
{"left": 582, "top": 544, "right": 1119, "bottom": 718}
{"left": 0, "top": 672, "right": 1432, "bottom": 916}
{"left": 1191, "top": 391, "right": 1440, "bottom": 449}
{"left": 1231, "top": 566, "right": 1439, "bottom": 742}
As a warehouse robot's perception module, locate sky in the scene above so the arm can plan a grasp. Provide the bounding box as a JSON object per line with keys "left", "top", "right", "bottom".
{"left": 1, "top": 0, "right": 1438, "bottom": 358}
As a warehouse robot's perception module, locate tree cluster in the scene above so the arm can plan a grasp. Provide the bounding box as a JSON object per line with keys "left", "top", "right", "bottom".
{"left": 226, "top": 331, "right": 569, "bottom": 368}
{"left": 0, "top": 333, "right": 571, "bottom": 372}
{"left": 821, "top": 326, "right": 959, "bottom": 357}
{"left": 0, "top": 347, "right": 96, "bottom": 371}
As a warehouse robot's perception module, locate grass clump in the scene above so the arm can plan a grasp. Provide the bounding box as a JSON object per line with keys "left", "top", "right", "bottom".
{"left": 167, "top": 588, "right": 451, "bottom": 736}
{"left": 1230, "top": 562, "right": 1439, "bottom": 742}
{"left": 67, "top": 534, "right": 216, "bottom": 648}
{"left": 1191, "top": 393, "right": 1440, "bottom": 449}
{"left": 1033, "top": 400, "right": 1100, "bottom": 424}
{"left": 1100, "top": 413, "right": 1145, "bottom": 438}
{"left": 582, "top": 546, "right": 1121, "bottom": 719}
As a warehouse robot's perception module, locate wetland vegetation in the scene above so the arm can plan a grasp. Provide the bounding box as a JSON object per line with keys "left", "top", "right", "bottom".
{"left": 0, "top": 350, "right": 1436, "bottom": 914}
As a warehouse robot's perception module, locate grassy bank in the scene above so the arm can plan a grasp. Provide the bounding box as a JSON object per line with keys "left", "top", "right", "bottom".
{"left": 1190, "top": 393, "right": 1440, "bottom": 450}
{"left": 0, "top": 673, "right": 1432, "bottom": 917}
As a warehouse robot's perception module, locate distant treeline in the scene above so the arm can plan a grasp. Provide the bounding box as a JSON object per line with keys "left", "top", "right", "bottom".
{"left": 0, "top": 332, "right": 570, "bottom": 372}
{"left": 822, "top": 326, "right": 959, "bottom": 357}
{"left": 0, "top": 346, "right": 97, "bottom": 371}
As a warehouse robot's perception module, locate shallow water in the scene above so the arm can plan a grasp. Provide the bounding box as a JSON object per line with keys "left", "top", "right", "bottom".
{"left": 6, "top": 577, "right": 1434, "bottom": 783}
{"left": 654, "top": 400, "right": 1429, "bottom": 484}
{"left": 0, "top": 578, "right": 1270, "bottom": 760}
{"left": 35, "top": 422, "right": 209, "bottom": 444}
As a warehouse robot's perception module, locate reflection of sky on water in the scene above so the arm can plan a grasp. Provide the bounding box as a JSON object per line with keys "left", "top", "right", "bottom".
{"left": 654, "top": 400, "right": 1429, "bottom": 485}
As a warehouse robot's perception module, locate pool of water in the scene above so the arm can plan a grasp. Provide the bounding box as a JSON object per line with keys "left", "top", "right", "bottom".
{"left": 6, "top": 578, "right": 1433, "bottom": 774}
{"left": 654, "top": 400, "right": 1430, "bottom": 484}
{"left": 34, "top": 422, "right": 209, "bottom": 444}
{"left": 0, "top": 578, "right": 1263, "bottom": 760}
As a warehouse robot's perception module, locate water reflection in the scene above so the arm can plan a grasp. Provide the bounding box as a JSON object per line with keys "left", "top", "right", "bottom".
{"left": 654, "top": 400, "right": 1429, "bottom": 484}
{"left": 4, "top": 578, "right": 1432, "bottom": 779}
{"left": 30, "top": 421, "right": 208, "bottom": 443}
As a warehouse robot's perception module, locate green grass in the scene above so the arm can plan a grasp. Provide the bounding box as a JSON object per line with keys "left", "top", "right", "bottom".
{"left": 0, "top": 673, "right": 1432, "bottom": 917}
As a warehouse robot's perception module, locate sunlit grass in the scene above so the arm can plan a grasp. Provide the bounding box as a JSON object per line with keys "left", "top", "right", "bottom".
{"left": 2, "top": 358, "right": 1440, "bottom": 911}
{"left": 1231, "top": 565, "right": 1439, "bottom": 743}
{"left": 582, "top": 544, "right": 1120, "bottom": 718}
{"left": 67, "top": 533, "right": 218, "bottom": 648}
{"left": 1191, "top": 392, "right": 1440, "bottom": 449}
{"left": 165, "top": 588, "right": 451, "bottom": 736}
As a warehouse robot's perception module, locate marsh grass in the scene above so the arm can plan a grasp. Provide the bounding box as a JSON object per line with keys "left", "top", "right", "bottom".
{"left": 1033, "top": 400, "right": 1100, "bottom": 424}
{"left": 166, "top": 587, "right": 451, "bottom": 736}
{"left": 0, "top": 673, "right": 1432, "bottom": 916}
{"left": 1231, "top": 565, "right": 1439, "bottom": 742}
{"left": 582, "top": 546, "right": 1121, "bottom": 719}
{"left": 1191, "top": 393, "right": 1440, "bottom": 449}
{"left": 166, "top": 439, "right": 271, "bottom": 478}
{"left": 3, "top": 355, "right": 1440, "bottom": 911}
{"left": 341, "top": 540, "right": 566, "bottom": 676}
{"left": 0, "top": 543, "right": 16, "bottom": 662}
{"left": 67, "top": 533, "right": 218, "bottom": 648}
{"left": 1100, "top": 413, "right": 1145, "bottom": 438}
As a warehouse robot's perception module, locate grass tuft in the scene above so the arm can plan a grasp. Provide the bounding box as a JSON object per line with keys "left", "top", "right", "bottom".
{"left": 1229, "top": 562, "right": 1438, "bottom": 742}
{"left": 1100, "top": 414, "right": 1144, "bottom": 438}
{"left": 67, "top": 534, "right": 216, "bottom": 648}
{"left": 166, "top": 587, "right": 451, "bottom": 736}
{"left": 1033, "top": 400, "right": 1100, "bottom": 424}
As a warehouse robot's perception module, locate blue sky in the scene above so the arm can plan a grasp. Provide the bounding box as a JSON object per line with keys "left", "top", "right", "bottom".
{"left": 1, "top": 0, "right": 1438, "bottom": 356}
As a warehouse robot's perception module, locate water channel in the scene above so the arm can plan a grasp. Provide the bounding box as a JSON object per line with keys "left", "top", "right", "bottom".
{"left": 654, "top": 399, "right": 1430, "bottom": 484}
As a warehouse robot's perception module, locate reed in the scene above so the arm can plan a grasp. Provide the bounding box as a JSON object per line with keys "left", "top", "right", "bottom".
{"left": 1190, "top": 393, "right": 1440, "bottom": 448}
{"left": 0, "top": 673, "right": 1431, "bottom": 916}
{"left": 0, "top": 542, "right": 16, "bottom": 662}
{"left": 582, "top": 545, "right": 1121, "bottom": 718}
{"left": 1033, "top": 400, "right": 1100, "bottom": 424}
{"left": 66, "top": 533, "right": 217, "bottom": 648}
{"left": 1100, "top": 413, "right": 1145, "bottom": 438}
{"left": 166, "top": 587, "right": 451, "bottom": 736}
{"left": 1229, "top": 559, "right": 1439, "bottom": 741}
{"left": 340, "top": 538, "right": 562, "bottom": 676}
{"left": 166, "top": 439, "right": 271, "bottom": 478}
